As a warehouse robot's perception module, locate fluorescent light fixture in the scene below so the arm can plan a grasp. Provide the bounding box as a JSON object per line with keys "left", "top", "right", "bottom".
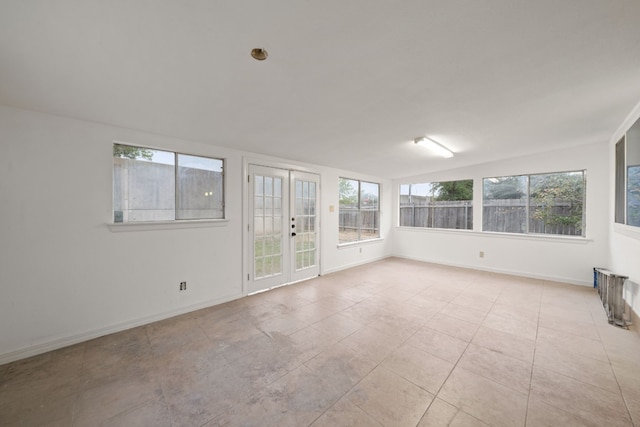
{"left": 414, "top": 137, "right": 454, "bottom": 158}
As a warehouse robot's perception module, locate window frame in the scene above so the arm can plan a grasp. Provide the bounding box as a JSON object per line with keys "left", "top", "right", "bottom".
{"left": 338, "top": 177, "right": 381, "bottom": 244}
{"left": 112, "top": 143, "right": 225, "bottom": 224}
{"left": 616, "top": 116, "right": 640, "bottom": 229}
{"left": 482, "top": 169, "right": 586, "bottom": 237}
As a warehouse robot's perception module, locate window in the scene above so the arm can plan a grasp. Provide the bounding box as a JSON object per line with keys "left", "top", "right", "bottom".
{"left": 616, "top": 116, "right": 640, "bottom": 227}
{"left": 113, "top": 144, "right": 224, "bottom": 222}
{"left": 399, "top": 179, "right": 473, "bottom": 230}
{"left": 339, "top": 178, "right": 380, "bottom": 243}
{"left": 483, "top": 171, "right": 585, "bottom": 236}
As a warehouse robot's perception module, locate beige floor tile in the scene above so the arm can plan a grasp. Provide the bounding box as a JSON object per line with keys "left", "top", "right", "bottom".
{"left": 254, "top": 312, "right": 309, "bottom": 336}
{"left": 534, "top": 342, "right": 619, "bottom": 392}
{"left": 530, "top": 366, "right": 632, "bottom": 427}
{"left": 310, "top": 397, "right": 384, "bottom": 427}
{"left": 526, "top": 395, "right": 603, "bottom": 427}
{"left": 612, "top": 363, "right": 640, "bottom": 426}
{"left": 5, "top": 258, "right": 640, "bottom": 427}
{"left": 348, "top": 366, "right": 433, "bottom": 427}
{"left": 376, "top": 287, "right": 419, "bottom": 302}
{"left": 289, "top": 325, "right": 339, "bottom": 364}
{"left": 381, "top": 343, "right": 454, "bottom": 394}
{"left": 102, "top": 398, "right": 172, "bottom": 427}
{"left": 205, "top": 398, "right": 269, "bottom": 427}
{"left": 75, "top": 373, "right": 164, "bottom": 426}
{"left": 450, "top": 411, "right": 490, "bottom": 426}
{"left": 439, "top": 302, "right": 488, "bottom": 324}
{"left": 304, "top": 342, "right": 377, "bottom": 394}
{"left": 224, "top": 333, "right": 301, "bottom": 388}
{"left": 451, "top": 293, "right": 496, "bottom": 313}
{"left": 489, "top": 301, "right": 539, "bottom": 323}
{"left": 426, "top": 312, "right": 479, "bottom": 342}
{"left": 419, "top": 286, "right": 462, "bottom": 303}
{"left": 417, "top": 398, "right": 458, "bottom": 426}
{"left": 482, "top": 311, "right": 538, "bottom": 341}
{"left": 340, "top": 324, "right": 405, "bottom": 363}
{"left": 310, "top": 313, "right": 365, "bottom": 341}
{"left": 367, "top": 312, "right": 424, "bottom": 341}
{"left": 538, "top": 310, "right": 600, "bottom": 341}
{"left": 258, "top": 365, "right": 344, "bottom": 427}
{"left": 536, "top": 325, "right": 608, "bottom": 362}
{"left": 457, "top": 343, "right": 532, "bottom": 394}
{"left": 438, "top": 367, "right": 528, "bottom": 427}
{"left": 405, "top": 326, "right": 468, "bottom": 363}
{"left": 471, "top": 325, "right": 535, "bottom": 363}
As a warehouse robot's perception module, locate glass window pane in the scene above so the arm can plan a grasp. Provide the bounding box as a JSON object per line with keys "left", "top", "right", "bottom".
{"left": 627, "top": 117, "right": 640, "bottom": 227}
{"left": 399, "top": 180, "right": 472, "bottom": 230}
{"left": 529, "top": 171, "right": 585, "bottom": 236}
{"left": 339, "top": 178, "right": 380, "bottom": 243}
{"left": 483, "top": 176, "right": 527, "bottom": 233}
{"left": 176, "top": 154, "right": 223, "bottom": 220}
{"left": 265, "top": 177, "right": 273, "bottom": 196}
{"left": 113, "top": 145, "right": 175, "bottom": 222}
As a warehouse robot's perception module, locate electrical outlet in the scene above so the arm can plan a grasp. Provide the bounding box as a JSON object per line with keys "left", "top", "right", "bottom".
{"left": 179, "top": 281, "right": 187, "bottom": 291}
{"left": 479, "top": 251, "right": 485, "bottom": 258}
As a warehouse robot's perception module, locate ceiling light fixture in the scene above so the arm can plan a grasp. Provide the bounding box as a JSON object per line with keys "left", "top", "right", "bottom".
{"left": 414, "top": 137, "right": 454, "bottom": 158}
{"left": 251, "top": 48, "right": 268, "bottom": 61}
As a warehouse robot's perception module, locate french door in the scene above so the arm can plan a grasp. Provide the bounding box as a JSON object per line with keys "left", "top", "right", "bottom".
{"left": 246, "top": 165, "right": 320, "bottom": 294}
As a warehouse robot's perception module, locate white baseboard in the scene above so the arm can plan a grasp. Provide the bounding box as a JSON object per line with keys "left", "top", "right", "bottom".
{"left": 321, "top": 255, "right": 392, "bottom": 276}
{"left": 0, "top": 292, "right": 244, "bottom": 366}
{"left": 393, "top": 255, "right": 592, "bottom": 287}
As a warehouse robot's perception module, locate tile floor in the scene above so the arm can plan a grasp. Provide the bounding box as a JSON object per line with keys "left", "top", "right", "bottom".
{"left": 1, "top": 258, "right": 640, "bottom": 426}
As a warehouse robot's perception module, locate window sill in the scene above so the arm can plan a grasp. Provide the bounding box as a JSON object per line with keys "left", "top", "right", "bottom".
{"left": 614, "top": 223, "right": 640, "bottom": 240}
{"left": 396, "top": 226, "right": 591, "bottom": 243}
{"left": 337, "top": 238, "right": 384, "bottom": 249}
{"left": 108, "top": 219, "right": 229, "bottom": 232}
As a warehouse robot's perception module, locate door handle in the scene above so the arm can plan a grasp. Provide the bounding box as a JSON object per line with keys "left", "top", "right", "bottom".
{"left": 291, "top": 232, "right": 297, "bottom": 237}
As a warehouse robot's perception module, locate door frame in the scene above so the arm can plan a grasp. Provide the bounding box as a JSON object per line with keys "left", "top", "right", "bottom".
{"left": 242, "top": 158, "right": 322, "bottom": 295}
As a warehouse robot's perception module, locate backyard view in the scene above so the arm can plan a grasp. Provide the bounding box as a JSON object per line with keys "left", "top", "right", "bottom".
{"left": 339, "top": 178, "right": 380, "bottom": 243}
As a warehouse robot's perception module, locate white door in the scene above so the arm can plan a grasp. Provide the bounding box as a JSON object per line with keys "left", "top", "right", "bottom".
{"left": 247, "top": 165, "right": 320, "bottom": 294}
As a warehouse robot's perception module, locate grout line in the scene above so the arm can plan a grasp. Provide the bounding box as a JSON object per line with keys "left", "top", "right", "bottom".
{"left": 414, "top": 279, "right": 507, "bottom": 426}
{"left": 524, "top": 285, "right": 544, "bottom": 427}
{"left": 591, "top": 309, "right": 636, "bottom": 425}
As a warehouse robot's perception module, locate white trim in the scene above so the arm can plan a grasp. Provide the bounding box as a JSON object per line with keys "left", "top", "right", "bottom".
{"left": 394, "top": 255, "right": 592, "bottom": 287}
{"left": 613, "top": 222, "right": 640, "bottom": 240}
{"left": 337, "top": 238, "right": 385, "bottom": 249}
{"left": 108, "top": 219, "right": 229, "bottom": 232}
{"left": 322, "top": 254, "right": 392, "bottom": 275}
{"left": 0, "top": 292, "right": 244, "bottom": 365}
{"left": 395, "top": 226, "right": 591, "bottom": 244}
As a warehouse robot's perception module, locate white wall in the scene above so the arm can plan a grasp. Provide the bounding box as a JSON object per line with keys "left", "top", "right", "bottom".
{"left": 0, "top": 105, "right": 391, "bottom": 363}
{"left": 392, "top": 142, "right": 610, "bottom": 286}
{"left": 608, "top": 100, "right": 640, "bottom": 318}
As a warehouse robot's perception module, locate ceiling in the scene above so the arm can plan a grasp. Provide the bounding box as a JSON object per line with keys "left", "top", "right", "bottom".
{"left": 1, "top": 1, "right": 640, "bottom": 179}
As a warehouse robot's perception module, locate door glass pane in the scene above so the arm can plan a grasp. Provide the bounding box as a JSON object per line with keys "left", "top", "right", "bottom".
{"left": 253, "top": 174, "right": 284, "bottom": 280}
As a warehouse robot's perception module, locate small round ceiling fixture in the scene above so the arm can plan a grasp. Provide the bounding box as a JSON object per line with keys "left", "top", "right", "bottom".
{"left": 251, "top": 48, "right": 268, "bottom": 61}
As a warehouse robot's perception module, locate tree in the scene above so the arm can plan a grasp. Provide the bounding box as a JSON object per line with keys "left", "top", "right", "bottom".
{"left": 432, "top": 180, "right": 473, "bottom": 201}
{"left": 113, "top": 144, "right": 153, "bottom": 160}
{"left": 530, "top": 172, "right": 583, "bottom": 230}
{"left": 339, "top": 178, "right": 358, "bottom": 205}
{"left": 484, "top": 176, "right": 526, "bottom": 199}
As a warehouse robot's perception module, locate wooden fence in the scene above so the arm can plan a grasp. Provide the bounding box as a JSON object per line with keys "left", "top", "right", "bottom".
{"left": 399, "top": 201, "right": 472, "bottom": 230}
{"left": 398, "top": 199, "right": 582, "bottom": 236}
{"left": 339, "top": 207, "right": 379, "bottom": 239}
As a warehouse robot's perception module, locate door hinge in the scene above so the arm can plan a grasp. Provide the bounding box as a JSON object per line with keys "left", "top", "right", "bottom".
{"left": 248, "top": 175, "right": 250, "bottom": 183}
{"left": 247, "top": 274, "right": 250, "bottom": 281}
